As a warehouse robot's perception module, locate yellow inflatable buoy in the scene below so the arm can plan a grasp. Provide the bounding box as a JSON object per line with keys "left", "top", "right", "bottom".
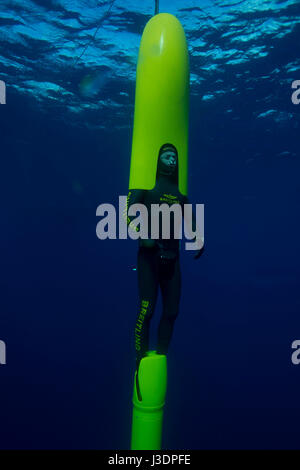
{"left": 129, "top": 13, "right": 190, "bottom": 196}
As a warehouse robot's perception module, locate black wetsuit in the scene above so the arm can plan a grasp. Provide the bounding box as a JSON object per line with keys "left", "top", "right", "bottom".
{"left": 127, "top": 173, "right": 192, "bottom": 370}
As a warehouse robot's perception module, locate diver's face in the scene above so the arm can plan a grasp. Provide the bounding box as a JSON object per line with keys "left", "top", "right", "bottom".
{"left": 160, "top": 151, "right": 177, "bottom": 174}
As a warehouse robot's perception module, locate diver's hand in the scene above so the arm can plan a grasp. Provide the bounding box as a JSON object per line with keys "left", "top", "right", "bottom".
{"left": 190, "top": 236, "right": 204, "bottom": 259}
{"left": 194, "top": 246, "right": 204, "bottom": 260}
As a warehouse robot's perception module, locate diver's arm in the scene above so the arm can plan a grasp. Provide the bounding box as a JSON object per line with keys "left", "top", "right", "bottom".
{"left": 124, "top": 189, "right": 145, "bottom": 233}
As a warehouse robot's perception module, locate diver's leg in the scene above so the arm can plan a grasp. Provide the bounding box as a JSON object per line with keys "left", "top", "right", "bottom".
{"left": 135, "top": 246, "right": 159, "bottom": 371}
{"left": 156, "top": 257, "right": 181, "bottom": 355}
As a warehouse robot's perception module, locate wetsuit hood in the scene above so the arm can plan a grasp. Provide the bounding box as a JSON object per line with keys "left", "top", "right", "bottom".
{"left": 156, "top": 143, "right": 179, "bottom": 185}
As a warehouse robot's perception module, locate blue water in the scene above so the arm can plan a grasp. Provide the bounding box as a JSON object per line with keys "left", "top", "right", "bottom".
{"left": 0, "top": 0, "right": 300, "bottom": 449}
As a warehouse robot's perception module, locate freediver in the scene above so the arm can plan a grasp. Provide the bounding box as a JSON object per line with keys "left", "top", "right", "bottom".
{"left": 126, "top": 143, "right": 204, "bottom": 387}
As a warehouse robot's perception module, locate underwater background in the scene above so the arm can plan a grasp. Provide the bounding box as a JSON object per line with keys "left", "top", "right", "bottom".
{"left": 0, "top": 0, "right": 300, "bottom": 449}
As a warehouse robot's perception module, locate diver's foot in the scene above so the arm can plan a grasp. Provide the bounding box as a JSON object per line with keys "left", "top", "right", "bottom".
{"left": 156, "top": 351, "right": 167, "bottom": 356}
